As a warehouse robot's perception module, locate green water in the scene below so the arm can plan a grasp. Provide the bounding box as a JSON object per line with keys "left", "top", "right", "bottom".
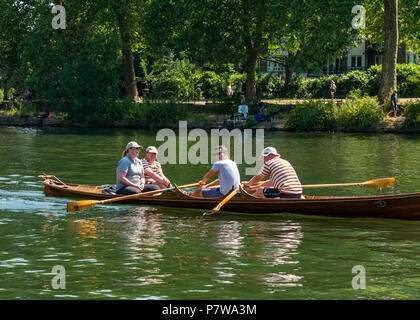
{"left": 0, "top": 126, "right": 419, "bottom": 300}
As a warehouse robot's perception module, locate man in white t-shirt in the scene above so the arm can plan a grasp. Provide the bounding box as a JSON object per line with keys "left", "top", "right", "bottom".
{"left": 192, "top": 145, "right": 240, "bottom": 198}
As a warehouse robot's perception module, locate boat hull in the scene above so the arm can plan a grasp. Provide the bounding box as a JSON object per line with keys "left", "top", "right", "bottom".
{"left": 42, "top": 178, "right": 420, "bottom": 220}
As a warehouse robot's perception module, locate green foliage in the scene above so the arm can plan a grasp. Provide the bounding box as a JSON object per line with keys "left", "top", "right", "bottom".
{"left": 196, "top": 71, "right": 225, "bottom": 99}
{"left": 338, "top": 96, "right": 384, "bottom": 130}
{"left": 256, "top": 73, "right": 284, "bottom": 99}
{"left": 268, "top": 64, "right": 420, "bottom": 99}
{"left": 0, "top": 89, "right": 3, "bottom": 101}
{"left": 121, "top": 99, "right": 188, "bottom": 130}
{"left": 147, "top": 53, "right": 198, "bottom": 99}
{"left": 287, "top": 98, "right": 386, "bottom": 131}
{"left": 287, "top": 100, "right": 338, "bottom": 131}
{"left": 401, "top": 74, "right": 420, "bottom": 98}
{"left": 401, "top": 101, "right": 420, "bottom": 129}
{"left": 347, "top": 88, "right": 368, "bottom": 100}
{"left": 49, "top": 59, "right": 119, "bottom": 126}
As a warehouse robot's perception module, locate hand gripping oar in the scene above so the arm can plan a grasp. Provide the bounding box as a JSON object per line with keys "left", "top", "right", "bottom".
{"left": 67, "top": 183, "right": 200, "bottom": 212}
{"left": 203, "top": 185, "right": 242, "bottom": 216}
{"left": 302, "top": 177, "right": 395, "bottom": 189}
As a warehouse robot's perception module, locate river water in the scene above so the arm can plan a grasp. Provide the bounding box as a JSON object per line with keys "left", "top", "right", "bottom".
{"left": 0, "top": 125, "right": 419, "bottom": 300}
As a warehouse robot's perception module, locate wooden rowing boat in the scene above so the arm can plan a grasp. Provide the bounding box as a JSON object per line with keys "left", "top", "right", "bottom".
{"left": 39, "top": 175, "right": 420, "bottom": 220}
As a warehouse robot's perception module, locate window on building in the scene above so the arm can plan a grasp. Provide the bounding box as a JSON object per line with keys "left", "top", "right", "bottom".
{"left": 375, "top": 55, "right": 382, "bottom": 65}
{"left": 351, "top": 56, "right": 362, "bottom": 69}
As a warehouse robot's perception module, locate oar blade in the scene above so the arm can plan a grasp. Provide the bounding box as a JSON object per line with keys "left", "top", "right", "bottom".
{"left": 203, "top": 209, "right": 218, "bottom": 216}
{"left": 67, "top": 200, "right": 100, "bottom": 212}
{"left": 365, "top": 177, "right": 395, "bottom": 188}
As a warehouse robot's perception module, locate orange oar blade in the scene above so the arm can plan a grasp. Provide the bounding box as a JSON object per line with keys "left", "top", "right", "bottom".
{"left": 67, "top": 200, "right": 100, "bottom": 212}
{"left": 364, "top": 177, "right": 395, "bottom": 188}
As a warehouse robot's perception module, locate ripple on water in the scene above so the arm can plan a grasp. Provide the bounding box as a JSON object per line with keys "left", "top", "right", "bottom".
{"left": 0, "top": 258, "right": 30, "bottom": 268}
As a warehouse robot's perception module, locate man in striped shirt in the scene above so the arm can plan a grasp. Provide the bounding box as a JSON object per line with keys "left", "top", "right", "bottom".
{"left": 242, "top": 147, "right": 303, "bottom": 198}
{"left": 141, "top": 146, "right": 172, "bottom": 189}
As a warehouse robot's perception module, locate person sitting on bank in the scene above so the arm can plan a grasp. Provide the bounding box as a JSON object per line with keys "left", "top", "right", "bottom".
{"left": 237, "top": 96, "right": 248, "bottom": 119}
{"left": 192, "top": 145, "right": 240, "bottom": 198}
{"left": 254, "top": 99, "right": 267, "bottom": 122}
{"left": 141, "top": 146, "right": 171, "bottom": 189}
{"left": 242, "top": 147, "right": 303, "bottom": 199}
{"left": 116, "top": 141, "right": 161, "bottom": 195}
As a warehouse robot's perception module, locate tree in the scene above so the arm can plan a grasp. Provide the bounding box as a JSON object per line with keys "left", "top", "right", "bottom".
{"left": 363, "top": 0, "right": 419, "bottom": 104}
{"left": 145, "top": 0, "right": 366, "bottom": 102}
{"left": 107, "top": 0, "right": 146, "bottom": 100}
{"left": 378, "top": 0, "right": 398, "bottom": 104}
{"left": 145, "top": 0, "right": 290, "bottom": 103}
{"left": 0, "top": 0, "right": 34, "bottom": 98}
{"left": 271, "top": 0, "right": 360, "bottom": 95}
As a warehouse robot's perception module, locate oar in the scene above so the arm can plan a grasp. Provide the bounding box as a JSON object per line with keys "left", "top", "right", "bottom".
{"left": 302, "top": 177, "right": 395, "bottom": 189}
{"left": 211, "top": 177, "right": 395, "bottom": 190}
{"left": 203, "top": 185, "right": 242, "bottom": 216}
{"left": 67, "top": 183, "right": 200, "bottom": 213}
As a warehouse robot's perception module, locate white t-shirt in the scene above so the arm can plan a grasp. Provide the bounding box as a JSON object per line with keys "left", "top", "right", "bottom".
{"left": 238, "top": 104, "right": 248, "bottom": 118}
{"left": 211, "top": 159, "right": 240, "bottom": 195}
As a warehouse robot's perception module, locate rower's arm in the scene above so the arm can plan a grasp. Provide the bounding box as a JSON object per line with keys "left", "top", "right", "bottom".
{"left": 205, "top": 179, "right": 220, "bottom": 188}
{"left": 244, "top": 174, "right": 265, "bottom": 186}
{"left": 200, "top": 170, "right": 216, "bottom": 185}
{"left": 144, "top": 168, "right": 170, "bottom": 186}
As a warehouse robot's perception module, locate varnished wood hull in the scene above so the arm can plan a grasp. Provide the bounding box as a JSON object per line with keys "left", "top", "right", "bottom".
{"left": 41, "top": 178, "right": 420, "bottom": 220}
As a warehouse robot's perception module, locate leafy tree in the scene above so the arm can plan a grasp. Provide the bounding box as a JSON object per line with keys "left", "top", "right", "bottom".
{"left": 270, "top": 0, "right": 360, "bottom": 95}
{"left": 145, "top": 0, "right": 290, "bottom": 103}
{"left": 145, "top": 0, "right": 365, "bottom": 102}
{"left": 0, "top": 0, "right": 35, "bottom": 98}
{"left": 362, "top": 0, "right": 419, "bottom": 104}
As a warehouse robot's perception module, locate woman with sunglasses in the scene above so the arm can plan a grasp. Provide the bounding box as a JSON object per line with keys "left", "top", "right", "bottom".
{"left": 116, "top": 141, "right": 160, "bottom": 195}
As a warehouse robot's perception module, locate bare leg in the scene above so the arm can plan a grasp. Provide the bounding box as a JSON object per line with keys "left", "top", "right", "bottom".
{"left": 192, "top": 188, "right": 203, "bottom": 197}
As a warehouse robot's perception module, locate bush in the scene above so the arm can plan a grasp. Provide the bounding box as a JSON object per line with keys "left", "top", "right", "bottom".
{"left": 197, "top": 71, "right": 225, "bottom": 99}
{"left": 338, "top": 96, "right": 384, "bottom": 130}
{"left": 122, "top": 99, "right": 188, "bottom": 130}
{"left": 148, "top": 53, "right": 197, "bottom": 99}
{"left": 401, "top": 101, "right": 420, "bottom": 129}
{"left": 48, "top": 58, "right": 119, "bottom": 126}
{"left": 399, "top": 74, "right": 420, "bottom": 98}
{"left": 367, "top": 63, "right": 420, "bottom": 97}
{"left": 280, "top": 64, "right": 419, "bottom": 99}
{"left": 287, "top": 100, "right": 338, "bottom": 131}
{"left": 0, "top": 89, "right": 4, "bottom": 101}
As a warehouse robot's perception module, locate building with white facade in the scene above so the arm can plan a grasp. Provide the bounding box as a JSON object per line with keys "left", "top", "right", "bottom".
{"left": 257, "top": 40, "right": 418, "bottom": 77}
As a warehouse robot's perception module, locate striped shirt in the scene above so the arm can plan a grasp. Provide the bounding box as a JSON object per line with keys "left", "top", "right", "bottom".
{"left": 259, "top": 157, "right": 302, "bottom": 195}
{"left": 141, "top": 158, "right": 162, "bottom": 182}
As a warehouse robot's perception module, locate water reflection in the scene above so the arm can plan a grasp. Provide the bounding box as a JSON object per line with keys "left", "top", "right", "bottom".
{"left": 208, "top": 219, "right": 304, "bottom": 289}
{"left": 120, "top": 207, "right": 171, "bottom": 287}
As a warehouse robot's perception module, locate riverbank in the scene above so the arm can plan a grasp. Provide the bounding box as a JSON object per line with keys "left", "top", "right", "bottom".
{"left": 1, "top": 98, "right": 419, "bottom": 133}
{"left": 1, "top": 113, "right": 419, "bottom": 133}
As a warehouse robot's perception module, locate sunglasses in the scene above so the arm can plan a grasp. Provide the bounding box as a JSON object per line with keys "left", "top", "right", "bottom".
{"left": 130, "top": 147, "right": 141, "bottom": 150}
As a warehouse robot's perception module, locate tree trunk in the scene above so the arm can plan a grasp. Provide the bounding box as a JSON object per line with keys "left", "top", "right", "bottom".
{"left": 121, "top": 31, "right": 139, "bottom": 101}
{"left": 245, "top": 51, "right": 258, "bottom": 103}
{"left": 378, "top": 0, "right": 398, "bottom": 104}
{"left": 281, "top": 64, "right": 294, "bottom": 97}
{"left": 117, "top": 1, "right": 139, "bottom": 101}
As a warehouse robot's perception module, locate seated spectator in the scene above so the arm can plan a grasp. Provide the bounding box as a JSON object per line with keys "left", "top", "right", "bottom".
{"left": 237, "top": 97, "right": 248, "bottom": 119}
{"left": 254, "top": 99, "right": 267, "bottom": 122}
